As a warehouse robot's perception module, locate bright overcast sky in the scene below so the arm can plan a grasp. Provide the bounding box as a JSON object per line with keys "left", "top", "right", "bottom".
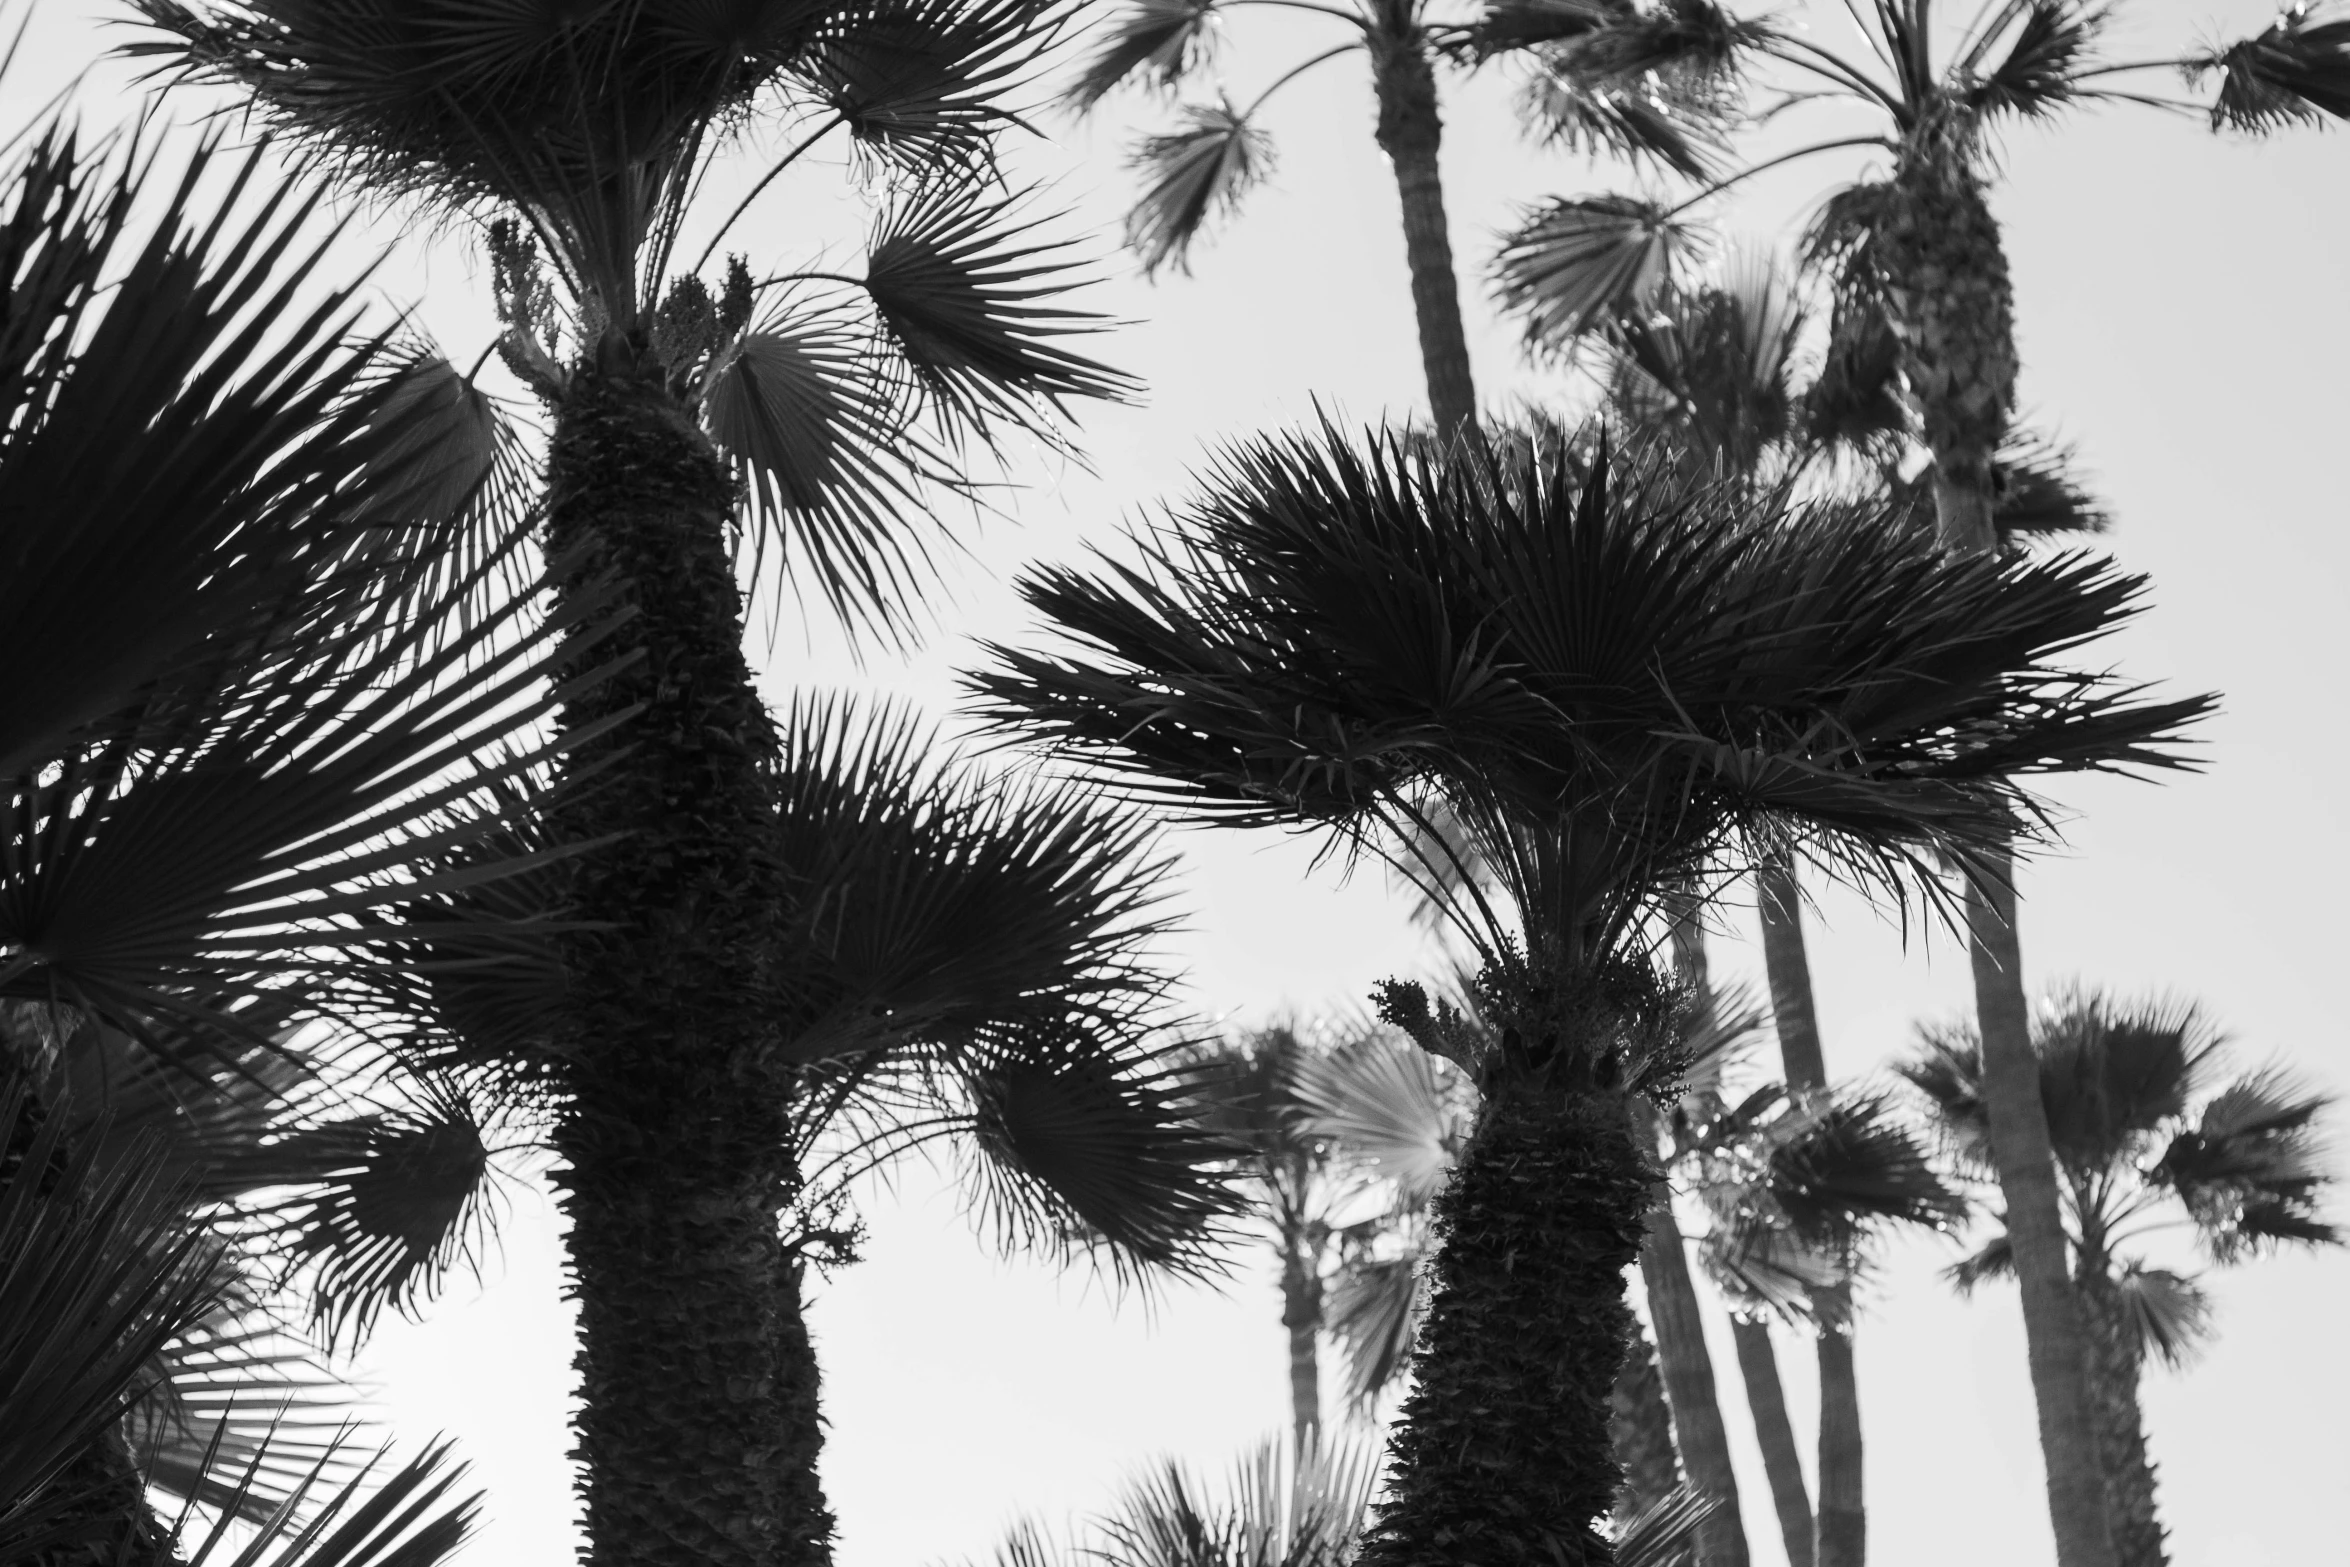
{"left": 21, "top": 2, "right": 2350, "bottom": 1564}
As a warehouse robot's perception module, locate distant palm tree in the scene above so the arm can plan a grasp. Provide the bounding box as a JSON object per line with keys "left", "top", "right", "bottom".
{"left": 973, "top": 418, "right": 2206, "bottom": 1562}
{"left": 1901, "top": 990, "right": 2339, "bottom": 1567}
{"left": 1483, "top": 14, "right": 2350, "bottom": 1552}
{"left": 130, "top": 6, "right": 1141, "bottom": 1561}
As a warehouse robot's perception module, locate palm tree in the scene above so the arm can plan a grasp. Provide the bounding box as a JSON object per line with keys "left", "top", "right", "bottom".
{"left": 129, "top": 6, "right": 1142, "bottom": 1561}
{"left": 1067, "top": 0, "right": 1491, "bottom": 434}
{"left": 971, "top": 417, "right": 2206, "bottom": 1562}
{"left": 1900, "top": 990, "right": 2339, "bottom": 1567}
{"left": 1485, "top": 15, "right": 2349, "bottom": 1553}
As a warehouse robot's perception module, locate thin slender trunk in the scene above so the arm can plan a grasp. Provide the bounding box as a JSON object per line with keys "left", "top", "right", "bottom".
{"left": 2077, "top": 1268, "right": 2168, "bottom": 1567}
{"left": 1729, "top": 1316, "right": 1813, "bottom": 1567}
{"left": 1367, "top": 30, "right": 1476, "bottom": 440}
{"left": 1878, "top": 139, "right": 2115, "bottom": 1567}
{"left": 1358, "top": 1068, "right": 1650, "bottom": 1567}
{"left": 1966, "top": 864, "right": 2116, "bottom": 1567}
{"left": 1812, "top": 1300, "right": 1863, "bottom": 1567}
{"left": 541, "top": 361, "right": 829, "bottom": 1567}
{"left": 1280, "top": 1239, "right": 1323, "bottom": 1447}
{"left": 1754, "top": 859, "right": 1862, "bottom": 1567}
{"left": 1642, "top": 1195, "right": 1751, "bottom": 1567}
{"left": 1613, "top": 1317, "right": 1684, "bottom": 1518}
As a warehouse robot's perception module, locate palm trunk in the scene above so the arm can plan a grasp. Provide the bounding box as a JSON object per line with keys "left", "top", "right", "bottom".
{"left": 1965, "top": 864, "right": 2116, "bottom": 1567}
{"left": 1280, "top": 1239, "right": 1323, "bottom": 1446}
{"left": 1613, "top": 1317, "right": 1685, "bottom": 1518}
{"left": 1728, "top": 1316, "right": 1813, "bottom": 1567}
{"left": 2077, "top": 1268, "right": 2168, "bottom": 1567}
{"left": 1754, "top": 859, "right": 1861, "bottom": 1567}
{"left": 1877, "top": 141, "right": 2115, "bottom": 1567}
{"left": 1641, "top": 1194, "right": 1751, "bottom": 1567}
{"left": 541, "top": 359, "right": 830, "bottom": 1567}
{"left": 1358, "top": 1064, "right": 1651, "bottom": 1567}
{"left": 1367, "top": 30, "right": 1477, "bottom": 440}
{"left": 1812, "top": 1299, "right": 1864, "bottom": 1567}
{"left": 11, "top": 1427, "right": 177, "bottom": 1567}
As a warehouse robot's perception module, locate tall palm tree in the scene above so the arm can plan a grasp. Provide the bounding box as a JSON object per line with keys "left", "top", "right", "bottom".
{"left": 972, "top": 417, "right": 2207, "bottom": 1563}
{"left": 1068, "top": 0, "right": 1487, "bottom": 434}
{"left": 129, "top": 6, "right": 1141, "bottom": 1562}
{"left": 1901, "top": 990, "right": 2339, "bottom": 1567}
{"left": 1485, "top": 16, "right": 2349, "bottom": 1554}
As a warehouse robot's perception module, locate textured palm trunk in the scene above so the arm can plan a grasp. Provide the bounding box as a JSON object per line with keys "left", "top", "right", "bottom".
{"left": 1357, "top": 1058, "right": 1651, "bottom": 1566}
{"left": 1878, "top": 137, "right": 2115, "bottom": 1567}
{"left": 2077, "top": 1268, "right": 2168, "bottom": 1567}
{"left": 1279, "top": 1238, "right": 1323, "bottom": 1446}
{"left": 1754, "top": 860, "right": 1860, "bottom": 1567}
{"left": 14, "top": 1428, "right": 177, "bottom": 1567}
{"left": 1641, "top": 1194, "right": 1751, "bottom": 1567}
{"left": 1612, "top": 1318, "right": 1684, "bottom": 1518}
{"left": 1367, "top": 31, "right": 1477, "bottom": 440}
{"left": 540, "top": 360, "right": 830, "bottom": 1567}
{"left": 1728, "top": 1316, "right": 1813, "bottom": 1567}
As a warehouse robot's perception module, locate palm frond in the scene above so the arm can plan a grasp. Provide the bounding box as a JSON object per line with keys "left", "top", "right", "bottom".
{"left": 157, "top": 1434, "right": 479, "bottom": 1567}
{"left": 1493, "top": 196, "right": 1700, "bottom": 351}
{"left": 792, "top": 0, "right": 1063, "bottom": 170}
{"left": 2192, "top": 3, "right": 2350, "bottom": 132}
{"left": 0, "top": 123, "right": 464, "bottom": 779}
{"left": 1123, "top": 100, "right": 1277, "bottom": 279}
{"left": 0, "top": 540, "right": 631, "bottom": 1070}
{"left": 1092, "top": 1429, "right": 1381, "bottom": 1567}
{"left": 1988, "top": 425, "right": 2110, "bottom": 539}
{"left": 1800, "top": 295, "right": 1907, "bottom": 455}
{"left": 0, "top": 1083, "right": 222, "bottom": 1538}
{"left": 240, "top": 1073, "right": 502, "bottom": 1353}
{"left": 957, "top": 1023, "right": 1245, "bottom": 1284}
{"left": 1324, "top": 1249, "right": 1425, "bottom": 1407}
{"left": 1965, "top": 0, "right": 2104, "bottom": 121}
{"left": 1290, "top": 1027, "right": 1467, "bottom": 1206}
{"left": 974, "top": 418, "right": 2210, "bottom": 972}
{"left": 862, "top": 183, "right": 1139, "bottom": 444}
{"left": 1517, "top": 60, "right": 1730, "bottom": 178}
{"left": 2155, "top": 1065, "right": 2338, "bottom": 1262}
{"left": 705, "top": 293, "right": 959, "bottom": 638}
{"left": 1934, "top": 1227, "right": 2012, "bottom": 1295}
{"left": 1456, "top": 0, "right": 1627, "bottom": 60}
{"left": 1613, "top": 1483, "right": 1718, "bottom": 1567}
{"left": 1065, "top": 0, "right": 1223, "bottom": 111}
{"left": 2113, "top": 1262, "right": 2213, "bottom": 1370}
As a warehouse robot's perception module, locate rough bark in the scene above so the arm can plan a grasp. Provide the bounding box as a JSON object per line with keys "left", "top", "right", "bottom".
{"left": 1280, "top": 1241, "right": 1324, "bottom": 1447}
{"left": 2077, "top": 1269, "right": 2168, "bottom": 1567}
{"left": 1812, "top": 1302, "right": 1864, "bottom": 1567}
{"left": 1877, "top": 141, "right": 2015, "bottom": 558}
{"left": 1728, "top": 1316, "right": 1813, "bottom": 1567}
{"left": 1357, "top": 1070, "right": 1650, "bottom": 1567}
{"left": 1612, "top": 1318, "right": 1685, "bottom": 1518}
{"left": 1367, "top": 29, "right": 1477, "bottom": 441}
{"left": 1964, "top": 862, "right": 2116, "bottom": 1567}
{"left": 540, "top": 361, "right": 829, "bottom": 1567}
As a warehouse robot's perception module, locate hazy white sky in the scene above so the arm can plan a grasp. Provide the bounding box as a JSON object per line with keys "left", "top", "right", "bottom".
{"left": 21, "top": 2, "right": 2349, "bottom": 1564}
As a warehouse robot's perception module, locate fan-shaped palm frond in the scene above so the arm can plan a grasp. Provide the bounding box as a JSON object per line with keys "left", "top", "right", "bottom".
{"left": 1066, "top": 0, "right": 1225, "bottom": 110}
{"left": 2193, "top": 2, "right": 2350, "bottom": 131}
{"left": 1321, "top": 1249, "right": 1422, "bottom": 1408}
{"left": 976, "top": 418, "right": 2207, "bottom": 973}
{"left": 2155, "top": 1066, "right": 2337, "bottom": 1261}
{"left": 1290, "top": 1028, "right": 1466, "bottom": 1207}
{"left": 1123, "top": 99, "right": 1277, "bottom": 279}
{"left": 1509, "top": 0, "right": 1761, "bottom": 178}
{"left": 705, "top": 294, "right": 957, "bottom": 634}
{"left": 1494, "top": 195, "right": 1702, "bottom": 349}
{"left": 0, "top": 1085, "right": 221, "bottom": 1537}
{"left": 1092, "top": 1429, "right": 1381, "bottom": 1567}
{"left": 2111, "top": 1262, "right": 2212, "bottom": 1370}
{"left": 1963, "top": 0, "right": 2104, "bottom": 121}
{"left": 147, "top": 1434, "right": 479, "bottom": 1567}
{"left": 862, "top": 183, "right": 1140, "bottom": 443}
{"left": 0, "top": 124, "right": 497, "bottom": 781}
{"left": 791, "top": 0, "right": 1063, "bottom": 170}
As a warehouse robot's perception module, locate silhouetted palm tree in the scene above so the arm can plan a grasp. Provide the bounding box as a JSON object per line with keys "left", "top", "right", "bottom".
{"left": 1483, "top": 16, "right": 2349, "bottom": 1551}
{"left": 1902, "top": 990, "right": 2339, "bottom": 1567}
{"left": 974, "top": 418, "right": 2207, "bottom": 1563}
{"left": 129, "top": 6, "right": 1142, "bottom": 1560}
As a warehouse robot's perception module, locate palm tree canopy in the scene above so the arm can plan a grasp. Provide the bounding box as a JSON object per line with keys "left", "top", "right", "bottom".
{"left": 972, "top": 418, "right": 2210, "bottom": 971}
{"left": 1902, "top": 988, "right": 2339, "bottom": 1272}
